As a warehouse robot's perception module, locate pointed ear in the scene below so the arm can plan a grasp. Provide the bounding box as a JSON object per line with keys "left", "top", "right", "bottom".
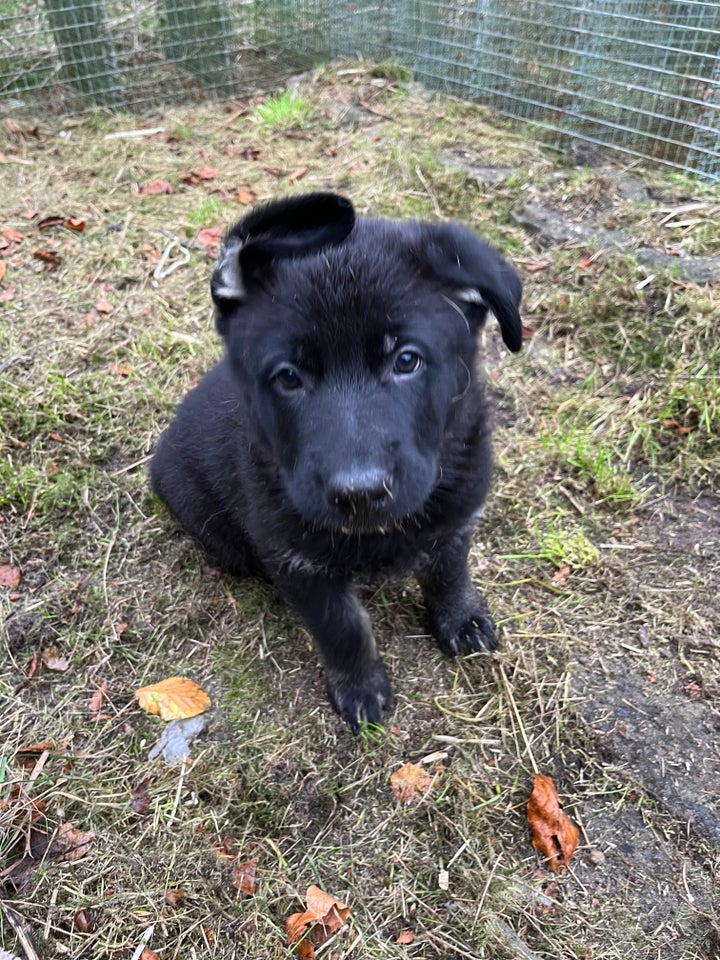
{"left": 420, "top": 222, "right": 523, "bottom": 352}
{"left": 211, "top": 193, "right": 355, "bottom": 331}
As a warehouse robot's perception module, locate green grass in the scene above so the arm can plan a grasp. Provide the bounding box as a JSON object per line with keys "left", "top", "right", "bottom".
{"left": 253, "top": 90, "right": 313, "bottom": 129}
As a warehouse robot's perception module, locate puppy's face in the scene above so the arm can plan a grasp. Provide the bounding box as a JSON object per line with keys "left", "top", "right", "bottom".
{"left": 212, "top": 196, "right": 522, "bottom": 533}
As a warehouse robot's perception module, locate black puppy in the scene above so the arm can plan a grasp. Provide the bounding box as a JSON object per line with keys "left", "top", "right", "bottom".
{"left": 151, "top": 193, "right": 522, "bottom": 730}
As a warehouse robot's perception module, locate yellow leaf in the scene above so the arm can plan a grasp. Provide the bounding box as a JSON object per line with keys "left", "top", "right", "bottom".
{"left": 135, "top": 677, "right": 211, "bottom": 721}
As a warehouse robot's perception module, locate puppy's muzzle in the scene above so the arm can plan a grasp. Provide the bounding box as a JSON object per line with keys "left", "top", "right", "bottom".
{"left": 326, "top": 468, "right": 393, "bottom": 517}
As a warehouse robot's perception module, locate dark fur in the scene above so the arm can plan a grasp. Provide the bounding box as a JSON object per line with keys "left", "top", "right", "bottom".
{"left": 151, "top": 193, "right": 522, "bottom": 730}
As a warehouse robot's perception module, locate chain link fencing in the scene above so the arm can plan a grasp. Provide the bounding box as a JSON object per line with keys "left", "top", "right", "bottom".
{"left": 2, "top": 0, "right": 718, "bottom": 178}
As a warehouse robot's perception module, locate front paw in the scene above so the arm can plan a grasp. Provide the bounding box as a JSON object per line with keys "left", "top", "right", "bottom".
{"left": 435, "top": 605, "right": 498, "bottom": 657}
{"left": 325, "top": 660, "right": 394, "bottom": 733}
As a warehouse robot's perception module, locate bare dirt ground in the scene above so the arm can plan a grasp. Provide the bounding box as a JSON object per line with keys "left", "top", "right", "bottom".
{"left": 1, "top": 64, "right": 719, "bottom": 959}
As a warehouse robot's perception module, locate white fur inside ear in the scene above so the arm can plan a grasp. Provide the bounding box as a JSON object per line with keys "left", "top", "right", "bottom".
{"left": 212, "top": 237, "right": 245, "bottom": 300}
{"left": 456, "top": 287, "right": 486, "bottom": 307}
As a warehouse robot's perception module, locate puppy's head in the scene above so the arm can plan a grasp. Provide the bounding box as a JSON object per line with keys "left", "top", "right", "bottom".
{"left": 212, "top": 193, "right": 522, "bottom": 532}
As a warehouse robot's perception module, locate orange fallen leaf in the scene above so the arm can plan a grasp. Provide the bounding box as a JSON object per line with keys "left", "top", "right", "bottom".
{"left": 2, "top": 229, "right": 24, "bottom": 243}
{"left": 236, "top": 187, "right": 257, "bottom": 205}
{"left": 55, "top": 822, "right": 95, "bottom": 862}
{"left": 525, "top": 261, "right": 550, "bottom": 272}
{"left": 0, "top": 563, "right": 21, "bottom": 588}
{"left": 140, "top": 950, "right": 160, "bottom": 960}
{"left": 288, "top": 165, "right": 308, "bottom": 182}
{"left": 0, "top": 259, "right": 7, "bottom": 282}
{"left": 95, "top": 297, "right": 113, "bottom": 314}
{"left": 64, "top": 217, "right": 86, "bottom": 232}
{"left": 390, "top": 762, "right": 432, "bottom": 805}
{"left": 397, "top": 930, "right": 415, "bottom": 944}
{"left": 231, "top": 860, "right": 257, "bottom": 896}
{"left": 135, "top": 676, "right": 211, "bottom": 721}
{"left": 527, "top": 774, "right": 579, "bottom": 874}
{"left": 109, "top": 363, "right": 132, "bottom": 377}
{"left": 286, "top": 885, "right": 350, "bottom": 947}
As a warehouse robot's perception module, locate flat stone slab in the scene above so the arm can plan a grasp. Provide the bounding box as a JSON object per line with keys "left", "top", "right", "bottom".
{"left": 513, "top": 201, "right": 720, "bottom": 283}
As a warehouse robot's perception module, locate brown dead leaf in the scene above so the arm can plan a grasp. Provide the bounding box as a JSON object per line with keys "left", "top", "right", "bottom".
{"left": 108, "top": 363, "right": 132, "bottom": 377}
{"left": 0, "top": 260, "right": 7, "bottom": 282}
{"left": 2, "top": 229, "right": 24, "bottom": 243}
{"left": 55, "top": 822, "right": 95, "bottom": 862}
{"left": 231, "top": 860, "right": 257, "bottom": 896}
{"left": 296, "top": 942, "right": 315, "bottom": 960}
{"left": 42, "top": 646, "right": 70, "bottom": 672}
{"left": 263, "top": 165, "right": 283, "bottom": 178}
{"left": 95, "top": 297, "right": 113, "bottom": 314}
{"left": 525, "top": 261, "right": 550, "bottom": 272}
{"left": 527, "top": 774, "right": 579, "bottom": 874}
{"left": 194, "top": 165, "right": 218, "bottom": 180}
{"left": 33, "top": 248, "right": 62, "bottom": 269}
{"left": 286, "top": 885, "right": 350, "bottom": 947}
{"left": 0, "top": 288, "right": 15, "bottom": 301}
{"left": 0, "top": 563, "right": 21, "bottom": 588}
{"left": 390, "top": 762, "right": 433, "bottom": 805}
{"left": 196, "top": 226, "right": 223, "bottom": 255}
{"left": 397, "top": 930, "right": 415, "bottom": 944}
{"left": 73, "top": 909, "right": 96, "bottom": 933}
{"left": 662, "top": 418, "right": 696, "bottom": 436}
{"left": 214, "top": 836, "right": 239, "bottom": 863}
{"left": 139, "top": 179, "right": 174, "bottom": 196}
{"left": 140, "top": 950, "right": 160, "bottom": 960}
{"left": 130, "top": 780, "right": 151, "bottom": 815}
{"left": 134, "top": 676, "right": 211, "bottom": 721}
{"left": 38, "top": 215, "right": 65, "bottom": 230}
{"left": 164, "top": 889, "right": 185, "bottom": 908}
{"left": 288, "top": 165, "right": 308, "bottom": 182}
{"left": 551, "top": 565, "right": 571, "bottom": 586}
{"left": 16, "top": 740, "right": 55, "bottom": 754}
{"left": 64, "top": 217, "right": 86, "bottom": 232}
{"left": 88, "top": 680, "right": 108, "bottom": 717}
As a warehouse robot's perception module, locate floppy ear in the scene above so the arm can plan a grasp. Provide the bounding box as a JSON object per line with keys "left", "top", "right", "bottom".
{"left": 420, "top": 222, "right": 523, "bottom": 352}
{"left": 211, "top": 193, "right": 355, "bottom": 331}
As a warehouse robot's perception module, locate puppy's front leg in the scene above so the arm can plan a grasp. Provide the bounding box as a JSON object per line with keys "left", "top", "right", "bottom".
{"left": 272, "top": 571, "right": 393, "bottom": 731}
{"left": 417, "top": 530, "right": 498, "bottom": 657}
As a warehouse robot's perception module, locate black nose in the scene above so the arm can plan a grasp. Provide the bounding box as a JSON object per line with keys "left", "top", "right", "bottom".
{"left": 326, "top": 468, "right": 392, "bottom": 513}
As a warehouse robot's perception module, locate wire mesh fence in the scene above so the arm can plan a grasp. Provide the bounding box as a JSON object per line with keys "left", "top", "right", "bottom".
{"left": 2, "top": 0, "right": 719, "bottom": 178}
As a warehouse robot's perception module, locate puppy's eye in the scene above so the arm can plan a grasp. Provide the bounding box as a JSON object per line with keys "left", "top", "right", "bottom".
{"left": 393, "top": 349, "right": 423, "bottom": 376}
{"left": 273, "top": 366, "right": 303, "bottom": 391}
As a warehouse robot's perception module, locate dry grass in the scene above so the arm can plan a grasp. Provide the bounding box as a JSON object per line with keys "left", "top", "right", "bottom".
{"left": 1, "top": 64, "right": 719, "bottom": 960}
